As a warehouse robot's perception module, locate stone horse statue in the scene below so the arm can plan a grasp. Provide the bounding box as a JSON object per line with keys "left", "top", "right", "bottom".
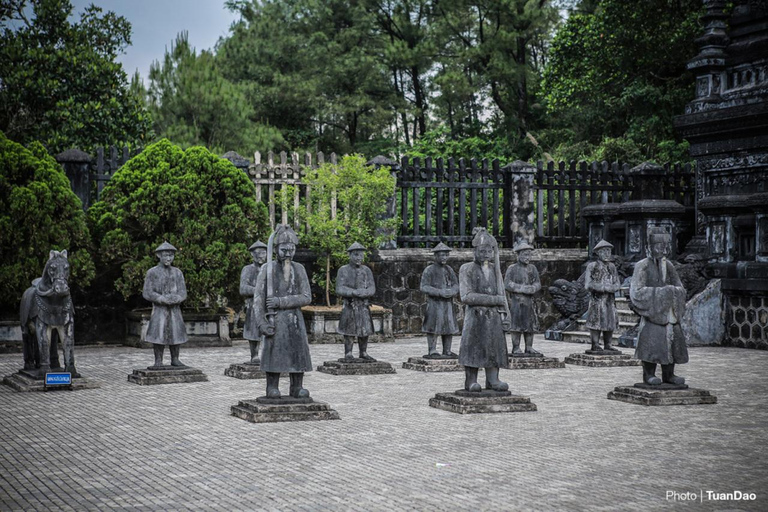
{"left": 19, "top": 250, "right": 78, "bottom": 377}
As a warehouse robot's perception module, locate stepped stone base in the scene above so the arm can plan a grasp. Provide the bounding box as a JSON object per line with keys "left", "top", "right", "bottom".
{"left": 608, "top": 384, "right": 717, "bottom": 406}
{"left": 429, "top": 389, "right": 537, "bottom": 414}
{"left": 507, "top": 354, "right": 565, "bottom": 369}
{"left": 565, "top": 353, "right": 641, "bottom": 367}
{"left": 128, "top": 366, "right": 209, "bottom": 385}
{"left": 402, "top": 356, "right": 462, "bottom": 372}
{"left": 2, "top": 370, "right": 100, "bottom": 392}
{"left": 317, "top": 358, "right": 396, "bottom": 375}
{"left": 225, "top": 362, "right": 268, "bottom": 379}
{"left": 231, "top": 397, "right": 340, "bottom": 422}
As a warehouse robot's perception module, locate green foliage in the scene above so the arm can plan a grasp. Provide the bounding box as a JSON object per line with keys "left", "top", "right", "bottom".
{"left": 88, "top": 139, "right": 269, "bottom": 310}
{"left": 541, "top": 0, "right": 703, "bottom": 160}
{"left": 296, "top": 155, "right": 396, "bottom": 306}
{"left": 0, "top": 131, "right": 94, "bottom": 312}
{"left": 406, "top": 127, "right": 513, "bottom": 163}
{"left": 147, "top": 32, "right": 284, "bottom": 156}
{"left": 0, "top": 0, "right": 152, "bottom": 153}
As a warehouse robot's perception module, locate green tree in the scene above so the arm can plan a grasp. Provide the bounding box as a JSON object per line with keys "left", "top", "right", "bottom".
{"left": 297, "top": 155, "right": 396, "bottom": 306}
{"left": 0, "top": 131, "right": 94, "bottom": 312}
{"left": 541, "top": 0, "right": 703, "bottom": 161}
{"left": 0, "top": 0, "right": 151, "bottom": 153}
{"left": 88, "top": 139, "right": 269, "bottom": 310}
{"left": 147, "top": 32, "right": 284, "bottom": 155}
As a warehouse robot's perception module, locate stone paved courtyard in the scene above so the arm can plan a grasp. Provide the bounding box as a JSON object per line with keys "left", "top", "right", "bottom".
{"left": 0, "top": 337, "right": 766, "bottom": 511}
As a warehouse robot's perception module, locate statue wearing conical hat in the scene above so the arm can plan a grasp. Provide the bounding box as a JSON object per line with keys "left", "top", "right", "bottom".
{"left": 504, "top": 240, "right": 541, "bottom": 355}
{"left": 585, "top": 240, "right": 621, "bottom": 352}
{"left": 420, "top": 242, "right": 459, "bottom": 358}
{"left": 142, "top": 241, "right": 188, "bottom": 367}
{"left": 336, "top": 242, "right": 377, "bottom": 360}
{"left": 241, "top": 240, "right": 268, "bottom": 364}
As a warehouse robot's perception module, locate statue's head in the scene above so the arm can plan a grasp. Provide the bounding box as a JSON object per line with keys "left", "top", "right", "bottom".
{"left": 277, "top": 243, "right": 295, "bottom": 262}
{"left": 648, "top": 229, "right": 671, "bottom": 260}
{"left": 347, "top": 242, "right": 366, "bottom": 266}
{"left": 432, "top": 242, "right": 451, "bottom": 265}
{"left": 155, "top": 241, "right": 177, "bottom": 267}
{"left": 593, "top": 239, "right": 613, "bottom": 262}
{"left": 273, "top": 225, "right": 299, "bottom": 262}
{"left": 472, "top": 228, "right": 496, "bottom": 264}
{"left": 43, "top": 250, "right": 70, "bottom": 295}
{"left": 514, "top": 240, "right": 534, "bottom": 264}
{"left": 249, "top": 241, "right": 267, "bottom": 265}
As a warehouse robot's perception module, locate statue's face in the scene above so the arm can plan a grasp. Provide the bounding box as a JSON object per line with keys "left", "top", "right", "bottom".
{"left": 158, "top": 250, "right": 175, "bottom": 267}
{"left": 474, "top": 243, "right": 493, "bottom": 263}
{"left": 650, "top": 239, "right": 670, "bottom": 259}
{"left": 349, "top": 250, "right": 364, "bottom": 266}
{"left": 277, "top": 243, "right": 295, "bottom": 262}
{"left": 517, "top": 249, "right": 532, "bottom": 264}
{"left": 252, "top": 248, "right": 267, "bottom": 265}
{"left": 435, "top": 251, "right": 449, "bottom": 265}
{"left": 596, "top": 247, "right": 611, "bottom": 262}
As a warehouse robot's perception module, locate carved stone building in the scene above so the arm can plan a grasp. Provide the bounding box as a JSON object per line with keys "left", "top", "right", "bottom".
{"left": 675, "top": 0, "right": 768, "bottom": 348}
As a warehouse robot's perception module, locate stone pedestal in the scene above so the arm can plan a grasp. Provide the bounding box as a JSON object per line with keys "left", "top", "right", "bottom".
{"left": 507, "top": 353, "right": 565, "bottom": 369}
{"left": 225, "top": 362, "right": 266, "bottom": 379}
{"left": 429, "top": 390, "right": 537, "bottom": 414}
{"left": 2, "top": 370, "right": 100, "bottom": 392}
{"left": 128, "top": 366, "right": 209, "bottom": 385}
{"left": 608, "top": 383, "right": 717, "bottom": 406}
{"left": 316, "top": 358, "right": 396, "bottom": 375}
{"left": 231, "top": 397, "right": 340, "bottom": 423}
{"left": 565, "top": 350, "right": 641, "bottom": 367}
{"left": 402, "top": 355, "right": 462, "bottom": 372}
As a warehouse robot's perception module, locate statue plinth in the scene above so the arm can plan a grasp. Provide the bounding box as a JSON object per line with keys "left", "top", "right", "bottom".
{"left": 507, "top": 353, "right": 565, "bottom": 369}
{"left": 402, "top": 356, "right": 463, "bottom": 372}
{"left": 564, "top": 352, "right": 641, "bottom": 367}
{"left": 2, "top": 370, "right": 100, "bottom": 392}
{"left": 608, "top": 385, "right": 717, "bottom": 406}
{"left": 316, "top": 359, "right": 396, "bottom": 375}
{"left": 128, "top": 366, "right": 208, "bottom": 385}
{"left": 231, "top": 398, "right": 340, "bottom": 423}
{"left": 429, "top": 390, "right": 537, "bottom": 414}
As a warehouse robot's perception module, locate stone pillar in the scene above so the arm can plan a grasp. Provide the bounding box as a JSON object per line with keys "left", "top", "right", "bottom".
{"left": 367, "top": 155, "right": 399, "bottom": 250}
{"left": 503, "top": 160, "right": 536, "bottom": 247}
{"left": 55, "top": 148, "right": 93, "bottom": 209}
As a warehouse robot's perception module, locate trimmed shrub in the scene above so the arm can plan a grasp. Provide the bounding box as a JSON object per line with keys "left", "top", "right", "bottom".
{"left": 0, "top": 131, "right": 94, "bottom": 313}
{"left": 89, "top": 139, "right": 268, "bottom": 310}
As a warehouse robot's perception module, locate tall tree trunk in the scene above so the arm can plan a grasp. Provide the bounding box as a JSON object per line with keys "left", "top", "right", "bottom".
{"left": 410, "top": 66, "right": 427, "bottom": 136}
{"left": 516, "top": 36, "right": 528, "bottom": 134}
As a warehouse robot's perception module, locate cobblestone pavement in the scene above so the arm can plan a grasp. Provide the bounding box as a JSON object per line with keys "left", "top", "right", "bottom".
{"left": 0, "top": 337, "right": 766, "bottom": 511}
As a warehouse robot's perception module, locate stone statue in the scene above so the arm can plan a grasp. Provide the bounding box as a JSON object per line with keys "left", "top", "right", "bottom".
{"left": 420, "top": 242, "right": 460, "bottom": 358}
{"left": 241, "top": 240, "right": 267, "bottom": 364}
{"left": 459, "top": 228, "right": 510, "bottom": 392}
{"left": 253, "top": 225, "right": 312, "bottom": 398}
{"left": 504, "top": 241, "right": 541, "bottom": 355}
{"left": 630, "top": 228, "right": 688, "bottom": 386}
{"left": 143, "top": 242, "right": 188, "bottom": 367}
{"left": 19, "top": 250, "right": 77, "bottom": 377}
{"left": 336, "top": 242, "right": 376, "bottom": 360}
{"left": 585, "top": 240, "right": 621, "bottom": 352}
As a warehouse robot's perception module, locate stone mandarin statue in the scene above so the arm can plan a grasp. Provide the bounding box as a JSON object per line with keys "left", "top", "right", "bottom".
{"left": 143, "top": 242, "right": 188, "bottom": 368}
{"left": 336, "top": 242, "right": 376, "bottom": 360}
{"left": 241, "top": 240, "right": 267, "bottom": 364}
{"left": 630, "top": 228, "right": 688, "bottom": 386}
{"left": 459, "top": 228, "right": 510, "bottom": 392}
{"left": 253, "top": 225, "right": 313, "bottom": 398}
{"left": 504, "top": 241, "right": 541, "bottom": 355}
{"left": 585, "top": 240, "right": 622, "bottom": 352}
{"left": 420, "top": 242, "right": 460, "bottom": 358}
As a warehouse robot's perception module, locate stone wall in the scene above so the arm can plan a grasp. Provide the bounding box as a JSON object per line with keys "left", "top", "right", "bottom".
{"left": 368, "top": 248, "right": 587, "bottom": 334}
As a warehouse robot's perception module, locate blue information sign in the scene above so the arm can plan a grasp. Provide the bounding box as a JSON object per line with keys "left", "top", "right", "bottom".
{"left": 45, "top": 372, "right": 72, "bottom": 387}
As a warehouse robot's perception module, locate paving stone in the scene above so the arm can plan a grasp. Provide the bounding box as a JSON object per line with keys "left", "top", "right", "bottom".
{"left": 0, "top": 337, "right": 765, "bottom": 511}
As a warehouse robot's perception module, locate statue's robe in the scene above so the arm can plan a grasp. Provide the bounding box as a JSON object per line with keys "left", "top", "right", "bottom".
{"left": 630, "top": 257, "right": 689, "bottom": 365}
{"left": 420, "top": 263, "right": 459, "bottom": 335}
{"left": 240, "top": 263, "right": 262, "bottom": 341}
{"left": 584, "top": 260, "right": 620, "bottom": 332}
{"left": 143, "top": 265, "right": 188, "bottom": 345}
{"left": 458, "top": 261, "right": 509, "bottom": 369}
{"left": 336, "top": 264, "right": 375, "bottom": 337}
{"left": 253, "top": 261, "right": 313, "bottom": 373}
{"left": 504, "top": 262, "right": 540, "bottom": 333}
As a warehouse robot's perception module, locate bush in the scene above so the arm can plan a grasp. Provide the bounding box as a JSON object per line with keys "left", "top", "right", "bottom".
{"left": 0, "top": 131, "right": 94, "bottom": 313}
{"left": 89, "top": 139, "right": 269, "bottom": 310}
